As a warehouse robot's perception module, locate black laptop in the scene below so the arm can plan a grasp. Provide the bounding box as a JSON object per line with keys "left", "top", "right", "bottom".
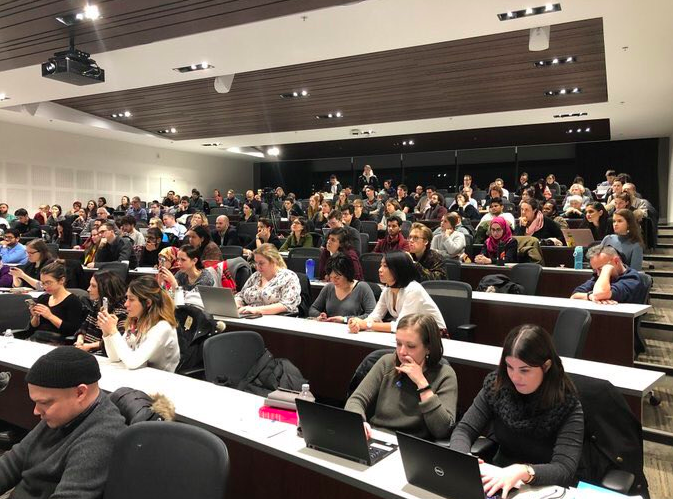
{"left": 397, "top": 432, "right": 503, "bottom": 499}
{"left": 295, "top": 399, "right": 397, "bottom": 466}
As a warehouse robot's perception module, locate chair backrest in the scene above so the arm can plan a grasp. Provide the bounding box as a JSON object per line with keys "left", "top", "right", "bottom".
{"left": 175, "top": 304, "right": 215, "bottom": 374}
{"left": 360, "top": 252, "right": 383, "bottom": 283}
{"left": 552, "top": 308, "right": 592, "bottom": 358}
{"left": 219, "top": 245, "right": 243, "bottom": 259}
{"left": 286, "top": 247, "right": 321, "bottom": 275}
{"left": 97, "top": 262, "right": 129, "bottom": 281}
{"left": 422, "top": 280, "right": 472, "bottom": 340}
{"left": 236, "top": 222, "right": 258, "bottom": 245}
{"left": 400, "top": 220, "right": 412, "bottom": 238}
{"left": 443, "top": 257, "right": 461, "bottom": 281}
{"left": 509, "top": 262, "right": 542, "bottom": 295}
{"left": 364, "top": 281, "right": 382, "bottom": 302}
{"left": 225, "top": 257, "right": 252, "bottom": 291}
{"left": 359, "top": 221, "right": 378, "bottom": 243}
{"left": 293, "top": 272, "right": 311, "bottom": 318}
{"left": 46, "top": 242, "right": 59, "bottom": 255}
{"left": 203, "top": 331, "right": 265, "bottom": 385}
{"left": 358, "top": 232, "right": 369, "bottom": 255}
{"left": 288, "top": 247, "right": 321, "bottom": 259}
{"left": 0, "top": 294, "right": 32, "bottom": 332}
{"left": 103, "top": 421, "right": 229, "bottom": 499}
{"left": 346, "top": 348, "right": 394, "bottom": 403}
{"left": 207, "top": 214, "right": 219, "bottom": 225}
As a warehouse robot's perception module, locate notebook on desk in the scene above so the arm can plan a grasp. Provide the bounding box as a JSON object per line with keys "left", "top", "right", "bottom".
{"left": 295, "top": 399, "right": 397, "bottom": 466}
{"left": 397, "top": 432, "right": 504, "bottom": 499}
{"left": 197, "top": 286, "right": 261, "bottom": 319}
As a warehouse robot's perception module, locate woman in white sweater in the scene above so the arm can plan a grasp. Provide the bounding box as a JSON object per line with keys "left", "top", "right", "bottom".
{"left": 99, "top": 276, "right": 180, "bottom": 372}
{"left": 348, "top": 251, "right": 446, "bottom": 334}
{"left": 431, "top": 212, "right": 466, "bottom": 259}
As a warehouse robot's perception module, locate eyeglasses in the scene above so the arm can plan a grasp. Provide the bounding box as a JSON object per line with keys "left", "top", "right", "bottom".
{"left": 27, "top": 250, "right": 39, "bottom": 255}
{"left": 408, "top": 235, "right": 425, "bottom": 241}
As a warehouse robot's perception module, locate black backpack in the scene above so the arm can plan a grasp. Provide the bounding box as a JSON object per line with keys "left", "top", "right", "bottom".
{"left": 476, "top": 274, "right": 525, "bottom": 294}
{"left": 216, "top": 349, "right": 307, "bottom": 397}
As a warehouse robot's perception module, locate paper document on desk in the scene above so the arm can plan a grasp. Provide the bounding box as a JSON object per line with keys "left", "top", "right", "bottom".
{"left": 237, "top": 416, "right": 290, "bottom": 439}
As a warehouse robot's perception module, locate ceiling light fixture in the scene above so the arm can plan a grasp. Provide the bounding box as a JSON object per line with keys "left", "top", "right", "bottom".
{"left": 566, "top": 127, "right": 591, "bottom": 134}
{"left": 267, "top": 147, "right": 280, "bottom": 156}
{"left": 402, "top": 139, "right": 415, "bottom": 146}
{"left": 534, "top": 56, "right": 575, "bottom": 67}
{"left": 553, "top": 112, "right": 588, "bottom": 118}
{"left": 226, "top": 147, "right": 265, "bottom": 158}
{"left": 316, "top": 111, "right": 344, "bottom": 119}
{"left": 280, "top": 89, "right": 310, "bottom": 99}
{"left": 173, "top": 62, "right": 215, "bottom": 73}
{"left": 157, "top": 128, "right": 178, "bottom": 134}
{"left": 545, "top": 87, "right": 581, "bottom": 96}
{"left": 497, "top": 3, "right": 561, "bottom": 20}
{"left": 110, "top": 110, "right": 133, "bottom": 119}
{"left": 56, "top": 4, "right": 101, "bottom": 26}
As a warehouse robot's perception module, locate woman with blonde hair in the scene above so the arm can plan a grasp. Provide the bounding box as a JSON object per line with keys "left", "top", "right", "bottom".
{"left": 99, "top": 275, "right": 180, "bottom": 372}
{"left": 189, "top": 211, "right": 209, "bottom": 229}
{"left": 235, "top": 243, "right": 301, "bottom": 315}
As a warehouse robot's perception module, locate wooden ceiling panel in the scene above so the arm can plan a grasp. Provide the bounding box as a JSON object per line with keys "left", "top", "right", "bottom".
{"left": 55, "top": 18, "right": 608, "bottom": 141}
{"left": 0, "top": 0, "right": 346, "bottom": 71}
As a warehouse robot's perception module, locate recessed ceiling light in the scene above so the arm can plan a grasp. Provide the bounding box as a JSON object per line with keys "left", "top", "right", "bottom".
{"left": 173, "top": 63, "right": 215, "bottom": 73}
{"left": 157, "top": 128, "right": 177, "bottom": 135}
{"left": 401, "top": 139, "right": 415, "bottom": 146}
{"left": 534, "top": 56, "right": 575, "bottom": 67}
{"left": 553, "top": 112, "right": 588, "bottom": 118}
{"left": 267, "top": 147, "right": 280, "bottom": 156}
{"left": 497, "top": 3, "right": 561, "bottom": 20}
{"left": 56, "top": 4, "right": 101, "bottom": 26}
{"left": 316, "top": 111, "right": 343, "bottom": 119}
{"left": 566, "top": 127, "right": 591, "bottom": 134}
{"left": 545, "top": 87, "right": 581, "bottom": 96}
{"left": 110, "top": 110, "right": 132, "bottom": 119}
{"left": 280, "top": 89, "right": 310, "bottom": 99}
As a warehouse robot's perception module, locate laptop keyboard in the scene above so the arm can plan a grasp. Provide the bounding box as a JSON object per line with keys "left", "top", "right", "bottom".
{"left": 368, "top": 445, "right": 388, "bottom": 462}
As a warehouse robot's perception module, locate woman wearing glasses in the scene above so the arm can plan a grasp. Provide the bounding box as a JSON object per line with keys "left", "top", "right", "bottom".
{"left": 279, "top": 217, "right": 313, "bottom": 251}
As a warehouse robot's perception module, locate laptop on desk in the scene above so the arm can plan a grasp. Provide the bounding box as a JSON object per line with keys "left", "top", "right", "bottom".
{"left": 561, "top": 228, "right": 596, "bottom": 248}
{"left": 398, "top": 432, "right": 504, "bottom": 499}
{"left": 197, "top": 286, "right": 261, "bottom": 319}
{"left": 295, "top": 399, "right": 397, "bottom": 466}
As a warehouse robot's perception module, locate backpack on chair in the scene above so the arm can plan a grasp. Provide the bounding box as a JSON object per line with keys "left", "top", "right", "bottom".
{"left": 476, "top": 274, "right": 525, "bottom": 294}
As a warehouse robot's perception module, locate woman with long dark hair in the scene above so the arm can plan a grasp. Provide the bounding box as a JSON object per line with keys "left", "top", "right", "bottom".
{"left": 450, "top": 324, "right": 583, "bottom": 497}
{"left": 9, "top": 239, "right": 55, "bottom": 289}
{"left": 158, "top": 244, "right": 215, "bottom": 291}
{"left": 601, "top": 208, "right": 644, "bottom": 270}
{"left": 187, "top": 225, "right": 221, "bottom": 263}
{"left": 580, "top": 202, "right": 612, "bottom": 241}
{"left": 317, "top": 227, "right": 363, "bottom": 281}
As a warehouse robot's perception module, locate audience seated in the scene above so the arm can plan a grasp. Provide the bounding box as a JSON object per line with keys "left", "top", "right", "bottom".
{"left": 188, "top": 190, "right": 204, "bottom": 212}
{"left": 236, "top": 244, "right": 301, "bottom": 315}
{"left": 309, "top": 253, "right": 376, "bottom": 322}
{"left": 279, "top": 217, "right": 313, "bottom": 251}
{"left": 462, "top": 186, "right": 479, "bottom": 209}
{"left": 335, "top": 191, "right": 349, "bottom": 210}
{"left": 99, "top": 276, "right": 180, "bottom": 372}
{"left": 601, "top": 209, "right": 644, "bottom": 270}
{"left": 158, "top": 246, "right": 180, "bottom": 274}
{"left": 307, "top": 195, "right": 325, "bottom": 229}
{"left": 93, "top": 222, "right": 137, "bottom": 268}
{"left": 82, "top": 207, "right": 112, "bottom": 235}
{"left": 11, "top": 208, "right": 41, "bottom": 238}
{"left": 515, "top": 199, "right": 565, "bottom": 245}
{"left": 423, "top": 193, "right": 449, "bottom": 221}
{"left": 244, "top": 190, "right": 262, "bottom": 215}
{"left": 378, "top": 199, "right": 406, "bottom": 230}
{"left": 431, "top": 213, "right": 466, "bottom": 260}
{"left": 81, "top": 227, "right": 102, "bottom": 266}
{"left": 223, "top": 189, "right": 240, "bottom": 209}
{"left": 408, "top": 223, "right": 447, "bottom": 281}
{"left": 396, "top": 184, "right": 416, "bottom": 214}
{"left": 357, "top": 164, "right": 380, "bottom": 195}
{"left": 71, "top": 208, "right": 88, "bottom": 231}
{"left": 174, "top": 195, "right": 194, "bottom": 220}
{"left": 187, "top": 225, "right": 221, "bottom": 263}
{"left": 347, "top": 251, "right": 446, "bottom": 333}
{"left": 562, "top": 196, "right": 585, "bottom": 219}
{"left": 363, "top": 186, "right": 382, "bottom": 221}
{"left": 542, "top": 200, "right": 569, "bottom": 230}
{"left": 28, "top": 262, "right": 83, "bottom": 343}
{"left": 345, "top": 314, "right": 457, "bottom": 440}
{"left": 125, "top": 196, "right": 147, "bottom": 222}
{"left": 138, "top": 227, "right": 167, "bottom": 268}
{"left": 475, "top": 216, "right": 518, "bottom": 265}
{"left": 623, "top": 183, "right": 653, "bottom": 218}
{"left": 562, "top": 183, "right": 591, "bottom": 211}
{"left": 33, "top": 204, "right": 50, "bottom": 226}
{"left": 75, "top": 270, "right": 128, "bottom": 353}
{"left": 158, "top": 244, "right": 215, "bottom": 292}
{"left": 341, "top": 204, "right": 361, "bottom": 232}
{"left": 211, "top": 215, "right": 239, "bottom": 246}
{"left": 46, "top": 204, "right": 64, "bottom": 228}
{"left": 515, "top": 172, "right": 530, "bottom": 196}
{"left": 188, "top": 211, "right": 209, "bottom": 230}
{"left": 53, "top": 220, "right": 73, "bottom": 249}
{"left": 0, "top": 203, "right": 16, "bottom": 224}
{"left": 162, "top": 213, "right": 187, "bottom": 240}
{"left": 479, "top": 197, "right": 515, "bottom": 229}
{"left": 323, "top": 209, "right": 360, "bottom": 249}
{"left": 352, "top": 198, "right": 372, "bottom": 222}
{"left": 318, "top": 227, "right": 363, "bottom": 281}
{"left": 580, "top": 202, "right": 613, "bottom": 241}
{"left": 545, "top": 174, "right": 562, "bottom": 196}
{"left": 612, "top": 192, "right": 645, "bottom": 222}
{"left": 116, "top": 195, "right": 131, "bottom": 212}
{"left": 161, "top": 190, "right": 176, "bottom": 207}
{"left": 604, "top": 177, "right": 625, "bottom": 213}
{"left": 243, "top": 218, "right": 281, "bottom": 256}
{"left": 414, "top": 185, "right": 435, "bottom": 215}
{"left": 494, "top": 178, "right": 510, "bottom": 199}
{"left": 0, "top": 228, "right": 28, "bottom": 265}
{"left": 571, "top": 244, "right": 648, "bottom": 304}
{"left": 241, "top": 202, "right": 259, "bottom": 223}
{"left": 450, "top": 324, "right": 583, "bottom": 496}
{"left": 10, "top": 239, "right": 54, "bottom": 289}
{"left": 0, "top": 257, "right": 12, "bottom": 287}
{"left": 373, "top": 215, "right": 409, "bottom": 253}
{"left": 120, "top": 216, "right": 146, "bottom": 247}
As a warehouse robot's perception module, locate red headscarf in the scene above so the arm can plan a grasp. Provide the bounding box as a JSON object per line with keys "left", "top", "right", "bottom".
{"left": 485, "top": 216, "right": 513, "bottom": 257}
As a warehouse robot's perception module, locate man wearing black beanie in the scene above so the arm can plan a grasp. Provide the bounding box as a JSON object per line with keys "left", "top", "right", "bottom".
{"left": 0, "top": 347, "right": 126, "bottom": 499}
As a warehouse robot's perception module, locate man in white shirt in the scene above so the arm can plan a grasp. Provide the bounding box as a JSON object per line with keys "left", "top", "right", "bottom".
{"left": 120, "top": 216, "right": 146, "bottom": 246}
{"left": 162, "top": 213, "right": 187, "bottom": 240}
{"left": 479, "top": 197, "right": 515, "bottom": 228}
{"left": 462, "top": 186, "right": 479, "bottom": 209}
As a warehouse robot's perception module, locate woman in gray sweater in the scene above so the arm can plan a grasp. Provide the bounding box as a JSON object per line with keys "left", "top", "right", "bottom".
{"left": 309, "top": 253, "right": 376, "bottom": 323}
{"left": 345, "top": 314, "right": 457, "bottom": 440}
{"left": 450, "top": 324, "right": 583, "bottom": 499}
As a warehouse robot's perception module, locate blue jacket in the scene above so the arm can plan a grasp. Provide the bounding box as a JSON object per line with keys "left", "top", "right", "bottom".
{"left": 0, "top": 243, "right": 28, "bottom": 265}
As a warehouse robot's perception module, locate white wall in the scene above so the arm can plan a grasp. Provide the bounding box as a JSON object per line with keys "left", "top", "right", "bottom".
{"left": 0, "top": 121, "right": 253, "bottom": 213}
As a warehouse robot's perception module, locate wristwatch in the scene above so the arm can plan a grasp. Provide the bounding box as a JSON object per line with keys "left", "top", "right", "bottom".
{"left": 523, "top": 464, "right": 536, "bottom": 484}
{"left": 366, "top": 318, "right": 374, "bottom": 330}
{"left": 587, "top": 291, "right": 593, "bottom": 301}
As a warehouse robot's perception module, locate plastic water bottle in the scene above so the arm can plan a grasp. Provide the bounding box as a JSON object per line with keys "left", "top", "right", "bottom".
{"left": 305, "top": 259, "right": 315, "bottom": 281}
{"left": 3, "top": 329, "right": 14, "bottom": 347}
{"left": 573, "top": 246, "right": 584, "bottom": 270}
{"left": 298, "top": 383, "right": 315, "bottom": 403}
{"left": 174, "top": 286, "right": 185, "bottom": 306}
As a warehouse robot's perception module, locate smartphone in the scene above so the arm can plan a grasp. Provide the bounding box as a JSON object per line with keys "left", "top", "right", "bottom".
{"left": 158, "top": 256, "right": 166, "bottom": 268}
{"left": 102, "top": 296, "right": 109, "bottom": 312}
{"left": 25, "top": 298, "right": 36, "bottom": 308}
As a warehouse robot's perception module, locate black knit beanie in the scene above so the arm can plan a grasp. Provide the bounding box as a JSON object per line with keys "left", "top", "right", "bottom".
{"left": 26, "top": 347, "right": 101, "bottom": 388}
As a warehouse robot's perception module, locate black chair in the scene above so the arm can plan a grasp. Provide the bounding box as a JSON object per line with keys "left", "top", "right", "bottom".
{"left": 292, "top": 272, "right": 311, "bottom": 318}
{"left": 360, "top": 252, "right": 383, "bottom": 283}
{"left": 203, "top": 331, "right": 265, "bottom": 385}
{"left": 97, "top": 262, "right": 129, "bottom": 281}
{"left": 359, "top": 221, "right": 378, "bottom": 246}
{"left": 346, "top": 349, "right": 394, "bottom": 403}
{"left": 421, "top": 281, "right": 476, "bottom": 341}
{"left": 443, "top": 257, "right": 461, "bottom": 281}
{"left": 364, "top": 281, "right": 382, "bottom": 302}
{"left": 509, "top": 263, "right": 542, "bottom": 295}
{"left": 0, "top": 294, "right": 32, "bottom": 336}
{"left": 219, "top": 245, "right": 243, "bottom": 259}
{"left": 210, "top": 207, "right": 228, "bottom": 216}
{"left": 552, "top": 308, "right": 591, "bottom": 358}
{"left": 400, "top": 220, "right": 412, "bottom": 238}
{"left": 175, "top": 304, "right": 217, "bottom": 378}
{"left": 358, "top": 233, "right": 369, "bottom": 255}
{"left": 45, "top": 242, "right": 59, "bottom": 255}
{"left": 237, "top": 222, "right": 258, "bottom": 246}
{"left": 103, "top": 421, "right": 229, "bottom": 499}
{"left": 206, "top": 214, "right": 219, "bottom": 225}
{"left": 309, "top": 232, "right": 322, "bottom": 248}
{"left": 225, "top": 257, "right": 252, "bottom": 292}
{"left": 286, "top": 247, "right": 321, "bottom": 275}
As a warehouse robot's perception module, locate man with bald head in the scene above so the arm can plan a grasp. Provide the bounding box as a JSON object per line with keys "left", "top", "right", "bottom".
{"left": 0, "top": 347, "right": 125, "bottom": 499}
{"left": 211, "top": 215, "right": 239, "bottom": 246}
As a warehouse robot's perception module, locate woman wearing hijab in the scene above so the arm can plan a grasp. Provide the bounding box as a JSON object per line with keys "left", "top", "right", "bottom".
{"left": 475, "top": 216, "right": 518, "bottom": 265}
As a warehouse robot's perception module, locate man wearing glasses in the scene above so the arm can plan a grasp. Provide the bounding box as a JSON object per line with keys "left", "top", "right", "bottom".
{"left": 0, "top": 229, "right": 28, "bottom": 264}
{"left": 90, "top": 222, "right": 136, "bottom": 269}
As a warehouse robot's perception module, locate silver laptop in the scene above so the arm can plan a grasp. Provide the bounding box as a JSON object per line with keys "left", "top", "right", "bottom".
{"left": 197, "top": 286, "right": 261, "bottom": 319}
{"left": 562, "top": 228, "right": 596, "bottom": 247}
